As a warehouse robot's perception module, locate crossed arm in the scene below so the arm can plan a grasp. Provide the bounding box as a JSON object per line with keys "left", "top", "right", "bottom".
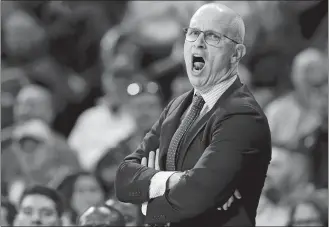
{"left": 115, "top": 96, "right": 268, "bottom": 224}
{"left": 141, "top": 149, "right": 241, "bottom": 215}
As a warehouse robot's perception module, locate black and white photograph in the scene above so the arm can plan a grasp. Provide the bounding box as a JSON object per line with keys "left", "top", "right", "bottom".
{"left": 1, "top": 1, "right": 328, "bottom": 226}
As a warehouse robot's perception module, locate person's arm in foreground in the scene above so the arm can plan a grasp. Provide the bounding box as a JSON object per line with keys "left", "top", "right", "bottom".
{"left": 116, "top": 112, "right": 266, "bottom": 224}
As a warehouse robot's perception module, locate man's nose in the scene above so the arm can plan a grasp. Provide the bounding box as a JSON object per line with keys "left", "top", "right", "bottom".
{"left": 194, "top": 33, "right": 206, "bottom": 49}
{"left": 31, "top": 212, "right": 42, "bottom": 222}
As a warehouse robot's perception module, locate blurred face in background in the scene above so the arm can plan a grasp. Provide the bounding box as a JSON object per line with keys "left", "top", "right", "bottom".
{"left": 14, "top": 194, "right": 61, "bottom": 226}
{"left": 14, "top": 86, "right": 54, "bottom": 125}
{"left": 71, "top": 175, "right": 105, "bottom": 216}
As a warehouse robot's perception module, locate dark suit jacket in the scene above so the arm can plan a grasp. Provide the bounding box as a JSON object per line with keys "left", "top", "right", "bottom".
{"left": 115, "top": 78, "right": 272, "bottom": 226}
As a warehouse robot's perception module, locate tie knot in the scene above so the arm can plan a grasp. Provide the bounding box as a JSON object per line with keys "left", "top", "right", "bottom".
{"left": 193, "top": 94, "right": 205, "bottom": 109}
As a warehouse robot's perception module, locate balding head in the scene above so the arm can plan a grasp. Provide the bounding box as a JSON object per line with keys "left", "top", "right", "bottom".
{"left": 14, "top": 84, "right": 54, "bottom": 125}
{"left": 184, "top": 2, "right": 246, "bottom": 93}
{"left": 191, "top": 3, "right": 245, "bottom": 44}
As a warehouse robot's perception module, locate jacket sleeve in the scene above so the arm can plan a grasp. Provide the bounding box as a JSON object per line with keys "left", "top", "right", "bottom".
{"left": 115, "top": 99, "right": 176, "bottom": 204}
{"left": 143, "top": 112, "right": 271, "bottom": 224}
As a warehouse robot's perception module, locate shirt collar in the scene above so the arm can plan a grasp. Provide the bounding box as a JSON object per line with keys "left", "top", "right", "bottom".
{"left": 194, "top": 75, "right": 237, "bottom": 110}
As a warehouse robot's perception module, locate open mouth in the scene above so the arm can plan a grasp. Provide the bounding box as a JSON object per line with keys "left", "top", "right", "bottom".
{"left": 192, "top": 55, "right": 205, "bottom": 72}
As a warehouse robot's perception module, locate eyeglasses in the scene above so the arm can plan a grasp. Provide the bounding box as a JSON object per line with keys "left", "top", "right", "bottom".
{"left": 183, "top": 27, "right": 240, "bottom": 47}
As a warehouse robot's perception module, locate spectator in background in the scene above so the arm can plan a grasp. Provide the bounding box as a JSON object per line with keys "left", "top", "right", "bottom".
{"left": 77, "top": 204, "right": 126, "bottom": 227}
{"left": 14, "top": 84, "right": 54, "bottom": 126}
{"left": 55, "top": 171, "right": 107, "bottom": 224}
{"left": 265, "top": 48, "right": 328, "bottom": 148}
{"left": 256, "top": 146, "right": 323, "bottom": 226}
{"left": 68, "top": 29, "right": 138, "bottom": 171}
{"left": 2, "top": 119, "right": 80, "bottom": 205}
{"left": 11, "top": 83, "right": 80, "bottom": 161}
{"left": 2, "top": 8, "right": 48, "bottom": 65}
{"left": 92, "top": 80, "right": 162, "bottom": 199}
{"left": 13, "top": 185, "right": 64, "bottom": 226}
{"left": 23, "top": 56, "right": 91, "bottom": 137}
{"left": 106, "top": 198, "right": 143, "bottom": 227}
{"left": 1, "top": 197, "right": 17, "bottom": 226}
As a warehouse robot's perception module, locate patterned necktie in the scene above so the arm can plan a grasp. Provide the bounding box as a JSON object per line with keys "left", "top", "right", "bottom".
{"left": 166, "top": 94, "right": 205, "bottom": 171}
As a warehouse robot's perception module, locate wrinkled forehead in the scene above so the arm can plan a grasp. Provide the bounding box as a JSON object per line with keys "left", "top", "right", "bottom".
{"left": 189, "top": 6, "right": 235, "bottom": 35}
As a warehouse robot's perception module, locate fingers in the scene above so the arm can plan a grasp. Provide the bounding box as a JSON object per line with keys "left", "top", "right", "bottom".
{"left": 217, "top": 195, "right": 234, "bottom": 211}
{"left": 141, "top": 157, "right": 147, "bottom": 166}
{"left": 148, "top": 151, "right": 155, "bottom": 169}
{"left": 234, "top": 189, "right": 242, "bottom": 199}
{"left": 142, "top": 149, "right": 160, "bottom": 169}
{"left": 223, "top": 201, "right": 228, "bottom": 211}
{"left": 227, "top": 196, "right": 234, "bottom": 208}
{"left": 155, "top": 149, "right": 160, "bottom": 170}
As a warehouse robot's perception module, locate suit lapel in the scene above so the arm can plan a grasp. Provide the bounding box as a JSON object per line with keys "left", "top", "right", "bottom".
{"left": 177, "top": 78, "right": 243, "bottom": 170}
{"left": 159, "top": 90, "right": 194, "bottom": 170}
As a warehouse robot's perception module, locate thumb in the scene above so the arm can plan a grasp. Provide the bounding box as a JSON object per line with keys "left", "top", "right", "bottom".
{"left": 234, "top": 189, "right": 242, "bottom": 199}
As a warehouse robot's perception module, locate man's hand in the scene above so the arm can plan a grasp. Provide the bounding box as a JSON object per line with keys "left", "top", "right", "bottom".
{"left": 141, "top": 149, "right": 160, "bottom": 170}
{"left": 217, "top": 190, "right": 242, "bottom": 211}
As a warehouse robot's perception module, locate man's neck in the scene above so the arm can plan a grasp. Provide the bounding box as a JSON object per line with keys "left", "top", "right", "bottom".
{"left": 196, "top": 66, "right": 238, "bottom": 95}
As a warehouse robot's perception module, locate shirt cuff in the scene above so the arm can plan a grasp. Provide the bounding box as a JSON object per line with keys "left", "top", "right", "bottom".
{"left": 141, "top": 202, "right": 148, "bottom": 216}
{"left": 149, "top": 171, "right": 177, "bottom": 199}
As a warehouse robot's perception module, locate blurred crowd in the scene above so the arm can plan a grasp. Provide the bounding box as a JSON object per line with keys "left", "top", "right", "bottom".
{"left": 1, "top": 1, "right": 328, "bottom": 226}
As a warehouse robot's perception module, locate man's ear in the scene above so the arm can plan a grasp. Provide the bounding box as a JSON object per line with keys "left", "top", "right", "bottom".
{"left": 231, "top": 44, "right": 246, "bottom": 64}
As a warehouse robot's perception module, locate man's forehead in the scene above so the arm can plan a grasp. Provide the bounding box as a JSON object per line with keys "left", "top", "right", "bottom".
{"left": 189, "top": 6, "right": 236, "bottom": 33}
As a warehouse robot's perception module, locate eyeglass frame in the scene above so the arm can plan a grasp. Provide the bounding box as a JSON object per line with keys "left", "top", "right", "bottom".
{"left": 183, "top": 27, "right": 240, "bottom": 47}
